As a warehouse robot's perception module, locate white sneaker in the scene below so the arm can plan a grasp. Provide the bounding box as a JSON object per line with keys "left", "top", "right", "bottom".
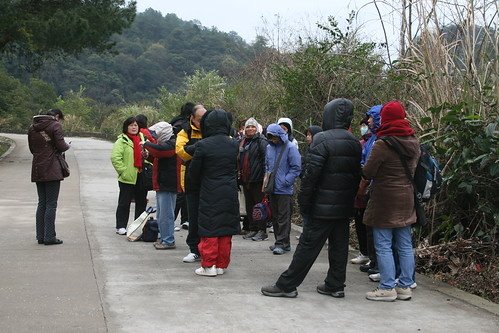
{"left": 351, "top": 254, "right": 370, "bottom": 264}
{"left": 183, "top": 253, "right": 201, "bottom": 263}
{"left": 116, "top": 228, "right": 126, "bottom": 235}
{"left": 181, "top": 221, "right": 189, "bottom": 230}
{"left": 195, "top": 265, "right": 217, "bottom": 277}
{"left": 369, "top": 273, "right": 381, "bottom": 282}
{"left": 174, "top": 226, "right": 181, "bottom": 231}
{"left": 216, "top": 268, "right": 224, "bottom": 275}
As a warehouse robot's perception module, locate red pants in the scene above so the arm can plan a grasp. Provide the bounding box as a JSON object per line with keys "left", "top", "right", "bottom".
{"left": 198, "top": 236, "right": 232, "bottom": 268}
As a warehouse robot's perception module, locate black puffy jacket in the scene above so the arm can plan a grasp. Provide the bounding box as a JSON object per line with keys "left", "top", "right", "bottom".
{"left": 189, "top": 109, "right": 240, "bottom": 237}
{"left": 298, "top": 98, "right": 362, "bottom": 220}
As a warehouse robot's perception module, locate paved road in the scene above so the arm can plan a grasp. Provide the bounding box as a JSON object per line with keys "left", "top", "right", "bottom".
{"left": 1, "top": 133, "right": 498, "bottom": 332}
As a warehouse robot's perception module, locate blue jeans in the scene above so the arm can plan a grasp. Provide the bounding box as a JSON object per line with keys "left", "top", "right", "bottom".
{"left": 373, "top": 226, "right": 415, "bottom": 289}
{"left": 156, "top": 191, "right": 176, "bottom": 245}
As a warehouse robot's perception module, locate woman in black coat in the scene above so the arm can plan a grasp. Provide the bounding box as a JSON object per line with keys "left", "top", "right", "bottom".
{"left": 189, "top": 109, "right": 240, "bottom": 276}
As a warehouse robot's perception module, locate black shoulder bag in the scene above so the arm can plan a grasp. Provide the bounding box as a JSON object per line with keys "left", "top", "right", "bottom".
{"left": 263, "top": 146, "right": 286, "bottom": 195}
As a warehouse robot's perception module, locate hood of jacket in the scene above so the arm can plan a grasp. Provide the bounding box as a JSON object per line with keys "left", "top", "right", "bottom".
{"left": 384, "top": 136, "right": 420, "bottom": 159}
{"left": 277, "top": 117, "right": 294, "bottom": 132}
{"left": 266, "top": 123, "right": 289, "bottom": 144}
{"left": 322, "top": 98, "right": 354, "bottom": 130}
{"left": 366, "top": 105, "right": 382, "bottom": 133}
{"left": 201, "top": 109, "right": 231, "bottom": 138}
{"left": 32, "top": 115, "right": 56, "bottom": 132}
{"left": 307, "top": 125, "right": 323, "bottom": 138}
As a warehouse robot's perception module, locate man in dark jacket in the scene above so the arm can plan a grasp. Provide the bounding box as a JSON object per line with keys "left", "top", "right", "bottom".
{"left": 261, "top": 98, "right": 362, "bottom": 298}
{"left": 28, "top": 109, "right": 70, "bottom": 245}
{"left": 176, "top": 104, "right": 206, "bottom": 263}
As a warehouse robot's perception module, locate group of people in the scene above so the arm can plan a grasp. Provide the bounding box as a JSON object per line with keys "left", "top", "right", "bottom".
{"left": 29, "top": 96, "right": 420, "bottom": 302}
{"left": 260, "top": 99, "right": 420, "bottom": 302}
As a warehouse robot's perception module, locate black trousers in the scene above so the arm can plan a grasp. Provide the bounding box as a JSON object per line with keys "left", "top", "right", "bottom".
{"left": 174, "top": 191, "right": 188, "bottom": 223}
{"left": 115, "top": 179, "right": 148, "bottom": 229}
{"left": 276, "top": 218, "right": 350, "bottom": 292}
{"left": 366, "top": 225, "right": 377, "bottom": 268}
{"left": 185, "top": 191, "right": 200, "bottom": 255}
{"left": 243, "top": 181, "right": 264, "bottom": 231}
{"left": 36, "top": 181, "right": 61, "bottom": 242}
{"left": 354, "top": 208, "right": 368, "bottom": 255}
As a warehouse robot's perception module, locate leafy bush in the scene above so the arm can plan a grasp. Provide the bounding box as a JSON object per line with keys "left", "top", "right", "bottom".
{"left": 424, "top": 103, "right": 498, "bottom": 242}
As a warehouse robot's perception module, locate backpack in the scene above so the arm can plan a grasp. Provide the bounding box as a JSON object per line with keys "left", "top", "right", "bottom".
{"left": 382, "top": 138, "right": 442, "bottom": 202}
{"left": 414, "top": 144, "right": 442, "bottom": 202}
{"left": 252, "top": 196, "right": 272, "bottom": 223}
{"left": 141, "top": 218, "right": 159, "bottom": 242}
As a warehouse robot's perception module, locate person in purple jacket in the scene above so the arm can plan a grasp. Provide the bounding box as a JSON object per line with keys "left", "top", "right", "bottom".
{"left": 263, "top": 124, "right": 301, "bottom": 255}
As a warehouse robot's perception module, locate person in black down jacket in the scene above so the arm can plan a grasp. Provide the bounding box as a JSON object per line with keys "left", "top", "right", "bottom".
{"left": 238, "top": 117, "right": 268, "bottom": 241}
{"left": 261, "top": 98, "right": 362, "bottom": 298}
{"left": 189, "top": 109, "right": 240, "bottom": 277}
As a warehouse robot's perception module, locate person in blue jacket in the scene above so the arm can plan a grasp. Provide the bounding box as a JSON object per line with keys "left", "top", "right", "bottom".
{"left": 264, "top": 124, "right": 301, "bottom": 255}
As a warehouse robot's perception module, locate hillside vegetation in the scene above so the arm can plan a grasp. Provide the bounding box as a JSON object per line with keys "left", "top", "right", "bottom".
{"left": 0, "top": 1, "right": 497, "bottom": 303}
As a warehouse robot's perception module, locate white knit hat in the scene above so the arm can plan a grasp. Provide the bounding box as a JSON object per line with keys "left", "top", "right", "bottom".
{"left": 149, "top": 121, "right": 173, "bottom": 144}
{"left": 244, "top": 117, "right": 259, "bottom": 129}
{"left": 277, "top": 117, "right": 293, "bottom": 131}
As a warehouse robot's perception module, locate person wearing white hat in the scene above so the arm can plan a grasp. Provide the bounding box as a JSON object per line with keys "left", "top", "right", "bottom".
{"left": 277, "top": 117, "right": 299, "bottom": 149}
{"left": 238, "top": 117, "right": 269, "bottom": 241}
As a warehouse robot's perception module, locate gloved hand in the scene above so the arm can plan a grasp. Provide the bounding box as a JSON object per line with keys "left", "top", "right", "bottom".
{"left": 184, "top": 142, "right": 197, "bottom": 156}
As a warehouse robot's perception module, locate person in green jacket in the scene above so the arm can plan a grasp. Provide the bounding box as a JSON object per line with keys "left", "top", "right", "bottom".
{"left": 111, "top": 116, "right": 149, "bottom": 235}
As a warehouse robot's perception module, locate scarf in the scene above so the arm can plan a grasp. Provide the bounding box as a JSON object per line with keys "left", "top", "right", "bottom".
{"left": 127, "top": 133, "right": 143, "bottom": 169}
{"left": 238, "top": 138, "right": 251, "bottom": 185}
{"left": 376, "top": 101, "right": 415, "bottom": 137}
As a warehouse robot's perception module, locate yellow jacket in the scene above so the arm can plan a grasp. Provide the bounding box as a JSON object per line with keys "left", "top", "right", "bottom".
{"left": 175, "top": 121, "right": 202, "bottom": 191}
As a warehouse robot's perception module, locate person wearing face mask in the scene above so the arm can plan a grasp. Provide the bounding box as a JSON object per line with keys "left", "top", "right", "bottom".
{"left": 352, "top": 105, "right": 382, "bottom": 282}
{"left": 351, "top": 114, "right": 376, "bottom": 265}
{"left": 360, "top": 122, "right": 371, "bottom": 144}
